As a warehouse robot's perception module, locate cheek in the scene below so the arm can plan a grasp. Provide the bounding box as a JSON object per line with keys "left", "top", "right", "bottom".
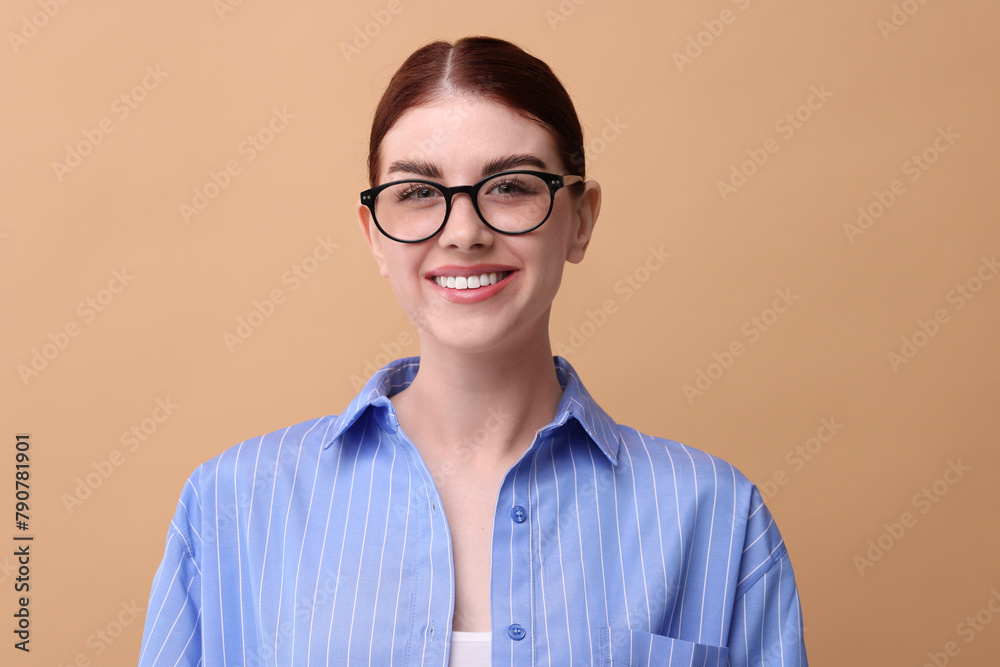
{"left": 535, "top": 218, "right": 575, "bottom": 270}
{"left": 541, "top": 262, "right": 567, "bottom": 294}
{"left": 384, "top": 246, "right": 434, "bottom": 302}
{"left": 525, "top": 243, "right": 568, "bottom": 295}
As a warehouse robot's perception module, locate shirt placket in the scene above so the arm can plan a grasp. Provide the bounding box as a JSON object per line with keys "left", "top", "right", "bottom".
{"left": 493, "top": 437, "right": 542, "bottom": 666}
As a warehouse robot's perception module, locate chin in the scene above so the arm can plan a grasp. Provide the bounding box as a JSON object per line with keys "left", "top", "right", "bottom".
{"left": 424, "top": 314, "right": 550, "bottom": 358}
{"left": 422, "top": 324, "right": 511, "bottom": 354}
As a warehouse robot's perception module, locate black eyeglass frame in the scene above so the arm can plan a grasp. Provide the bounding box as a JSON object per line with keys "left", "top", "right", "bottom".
{"left": 359, "top": 170, "right": 585, "bottom": 244}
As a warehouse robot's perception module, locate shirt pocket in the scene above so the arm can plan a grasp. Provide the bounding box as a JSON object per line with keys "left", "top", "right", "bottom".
{"left": 600, "top": 626, "right": 729, "bottom": 666}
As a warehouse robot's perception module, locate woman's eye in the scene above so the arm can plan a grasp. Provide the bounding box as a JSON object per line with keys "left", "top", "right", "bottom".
{"left": 396, "top": 185, "right": 439, "bottom": 201}
{"left": 491, "top": 180, "right": 525, "bottom": 195}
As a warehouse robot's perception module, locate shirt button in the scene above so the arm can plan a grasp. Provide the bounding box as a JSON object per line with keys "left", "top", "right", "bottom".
{"left": 510, "top": 505, "right": 527, "bottom": 523}
{"left": 507, "top": 623, "right": 526, "bottom": 641}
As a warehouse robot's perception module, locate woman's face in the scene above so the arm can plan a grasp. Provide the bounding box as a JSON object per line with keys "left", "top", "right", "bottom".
{"left": 357, "top": 94, "right": 600, "bottom": 356}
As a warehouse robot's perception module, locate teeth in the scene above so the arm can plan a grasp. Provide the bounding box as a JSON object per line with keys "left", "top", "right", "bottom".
{"left": 434, "top": 271, "right": 510, "bottom": 290}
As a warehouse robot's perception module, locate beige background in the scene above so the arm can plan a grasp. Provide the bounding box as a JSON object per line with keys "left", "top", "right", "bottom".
{"left": 2, "top": 0, "right": 999, "bottom": 664}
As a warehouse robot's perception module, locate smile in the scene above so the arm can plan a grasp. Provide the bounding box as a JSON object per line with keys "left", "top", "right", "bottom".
{"left": 433, "top": 271, "right": 511, "bottom": 290}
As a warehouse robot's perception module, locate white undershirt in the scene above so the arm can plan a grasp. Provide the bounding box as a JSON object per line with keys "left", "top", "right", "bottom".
{"left": 449, "top": 631, "right": 492, "bottom": 665}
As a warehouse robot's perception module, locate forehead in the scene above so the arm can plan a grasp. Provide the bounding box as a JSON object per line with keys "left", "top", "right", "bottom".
{"left": 379, "top": 95, "right": 560, "bottom": 179}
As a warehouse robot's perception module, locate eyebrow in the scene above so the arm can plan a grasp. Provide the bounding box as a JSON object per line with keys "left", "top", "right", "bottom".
{"left": 385, "top": 154, "right": 548, "bottom": 182}
{"left": 480, "top": 154, "right": 547, "bottom": 177}
{"left": 386, "top": 159, "right": 442, "bottom": 180}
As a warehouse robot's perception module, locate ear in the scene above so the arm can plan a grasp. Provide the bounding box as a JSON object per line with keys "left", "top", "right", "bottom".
{"left": 357, "top": 199, "right": 389, "bottom": 277}
{"left": 566, "top": 180, "right": 601, "bottom": 264}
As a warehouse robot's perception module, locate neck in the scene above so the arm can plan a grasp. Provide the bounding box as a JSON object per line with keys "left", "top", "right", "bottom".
{"left": 390, "top": 328, "right": 564, "bottom": 467}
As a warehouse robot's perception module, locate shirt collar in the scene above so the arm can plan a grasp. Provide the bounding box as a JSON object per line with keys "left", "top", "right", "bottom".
{"left": 325, "top": 356, "right": 622, "bottom": 465}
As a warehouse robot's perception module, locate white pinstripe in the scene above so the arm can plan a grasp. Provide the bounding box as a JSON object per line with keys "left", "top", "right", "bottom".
{"left": 550, "top": 441, "right": 573, "bottom": 665}
{"left": 307, "top": 430, "right": 345, "bottom": 667}
{"left": 367, "top": 436, "right": 396, "bottom": 666}
{"left": 326, "top": 421, "right": 367, "bottom": 662}
{"left": 567, "top": 439, "right": 595, "bottom": 654}
{"left": 347, "top": 429, "right": 382, "bottom": 665}
{"left": 622, "top": 444, "right": 652, "bottom": 629}
{"left": 697, "top": 456, "right": 719, "bottom": 644}
{"left": 676, "top": 445, "right": 701, "bottom": 636}
{"left": 170, "top": 608, "right": 201, "bottom": 667}
{"left": 720, "top": 464, "right": 738, "bottom": 645}
{"left": 387, "top": 444, "right": 411, "bottom": 665}
{"left": 274, "top": 421, "right": 318, "bottom": 660}
{"left": 635, "top": 433, "right": 668, "bottom": 636}
{"left": 256, "top": 428, "right": 290, "bottom": 659}
{"left": 232, "top": 443, "right": 247, "bottom": 660}
{"left": 213, "top": 455, "right": 226, "bottom": 666}
{"left": 290, "top": 421, "right": 332, "bottom": 659}
{"left": 530, "top": 446, "right": 552, "bottom": 666}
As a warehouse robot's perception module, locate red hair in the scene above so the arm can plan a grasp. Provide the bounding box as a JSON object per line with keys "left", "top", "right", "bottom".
{"left": 367, "top": 36, "right": 586, "bottom": 190}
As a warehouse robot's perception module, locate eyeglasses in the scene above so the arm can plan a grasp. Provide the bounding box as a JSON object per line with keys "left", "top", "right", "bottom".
{"left": 360, "top": 170, "right": 584, "bottom": 243}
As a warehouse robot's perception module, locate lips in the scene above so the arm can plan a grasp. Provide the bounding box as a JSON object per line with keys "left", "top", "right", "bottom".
{"left": 425, "top": 264, "right": 518, "bottom": 302}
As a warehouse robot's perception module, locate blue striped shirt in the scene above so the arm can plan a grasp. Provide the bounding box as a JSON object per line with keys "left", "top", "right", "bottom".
{"left": 139, "top": 356, "right": 807, "bottom": 665}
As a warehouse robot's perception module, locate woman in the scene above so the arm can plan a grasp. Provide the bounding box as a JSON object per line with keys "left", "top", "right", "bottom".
{"left": 140, "top": 36, "right": 807, "bottom": 666}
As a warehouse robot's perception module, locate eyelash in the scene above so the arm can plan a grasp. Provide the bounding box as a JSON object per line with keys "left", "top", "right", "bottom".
{"left": 394, "top": 184, "right": 438, "bottom": 202}
{"left": 488, "top": 178, "right": 531, "bottom": 195}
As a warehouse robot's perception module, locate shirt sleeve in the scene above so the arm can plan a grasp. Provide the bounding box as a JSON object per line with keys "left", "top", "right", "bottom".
{"left": 726, "top": 486, "right": 808, "bottom": 666}
{"left": 138, "top": 479, "right": 204, "bottom": 666}
{"left": 727, "top": 551, "right": 807, "bottom": 666}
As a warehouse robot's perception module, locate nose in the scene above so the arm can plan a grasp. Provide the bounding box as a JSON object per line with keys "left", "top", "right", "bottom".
{"left": 437, "top": 191, "right": 494, "bottom": 251}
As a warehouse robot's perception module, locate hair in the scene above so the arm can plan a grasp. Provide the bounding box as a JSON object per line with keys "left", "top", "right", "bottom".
{"left": 367, "top": 36, "right": 586, "bottom": 192}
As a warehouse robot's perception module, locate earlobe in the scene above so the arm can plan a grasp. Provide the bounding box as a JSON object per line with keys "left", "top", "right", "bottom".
{"left": 567, "top": 180, "right": 601, "bottom": 264}
{"left": 357, "top": 201, "right": 389, "bottom": 277}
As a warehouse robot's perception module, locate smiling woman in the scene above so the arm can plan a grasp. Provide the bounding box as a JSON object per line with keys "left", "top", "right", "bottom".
{"left": 139, "top": 36, "right": 808, "bottom": 666}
